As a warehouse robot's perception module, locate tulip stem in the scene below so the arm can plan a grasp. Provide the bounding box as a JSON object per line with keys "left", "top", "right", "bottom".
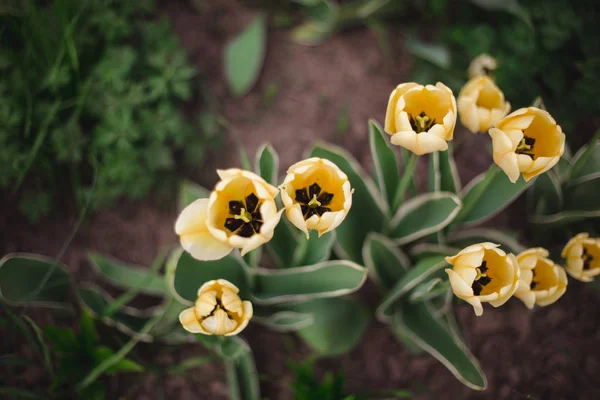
{"left": 392, "top": 152, "right": 418, "bottom": 210}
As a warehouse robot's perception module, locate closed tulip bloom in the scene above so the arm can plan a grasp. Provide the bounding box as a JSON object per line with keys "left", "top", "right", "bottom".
{"left": 384, "top": 82, "right": 457, "bottom": 155}
{"left": 445, "top": 242, "right": 520, "bottom": 316}
{"left": 179, "top": 279, "right": 253, "bottom": 336}
{"left": 457, "top": 76, "right": 510, "bottom": 133}
{"left": 175, "top": 169, "right": 283, "bottom": 261}
{"left": 468, "top": 54, "right": 498, "bottom": 79}
{"left": 280, "top": 157, "right": 352, "bottom": 238}
{"left": 562, "top": 233, "right": 600, "bottom": 282}
{"left": 514, "top": 248, "right": 568, "bottom": 309}
{"left": 489, "top": 107, "right": 565, "bottom": 183}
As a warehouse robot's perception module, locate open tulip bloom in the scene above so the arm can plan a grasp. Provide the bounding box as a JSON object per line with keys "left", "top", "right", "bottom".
{"left": 562, "top": 233, "right": 600, "bottom": 282}
{"left": 458, "top": 76, "right": 510, "bottom": 134}
{"left": 514, "top": 248, "right": 568, "bottom": 309}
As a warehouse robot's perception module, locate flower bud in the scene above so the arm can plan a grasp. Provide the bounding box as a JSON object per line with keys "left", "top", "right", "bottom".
{"left": 514, "top": 248, "right": 568, "bottom": 309}
{"left": 468, "top": 54, "right": 498, "bottom": 79}
{"left": 457, "top": 76, "right": 510, "bottom": 133}
{"left": 561, "top": 233, "right": 600, "bottom": 282}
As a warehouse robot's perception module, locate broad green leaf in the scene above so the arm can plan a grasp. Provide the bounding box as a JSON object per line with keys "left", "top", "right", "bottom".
{"left": 250, "top": 261, "right": 367, "bottom": 305}
{"left": 409, "top": 278, "right": 450, "bottom": 303}
{"left": 406, "top": 36, "right": 450, "bottom": 69}
{"left": 409, "top": 243, "right": 460, "bottom": 259}
{"left": 167, "top": 355, "right": 215, "bottom": 375}
{"left": 94, "top": 347, "right": 144, "bottom": 374}
{"left": 455, "top": 168, "right": 531, "bottom": 227}
{"left": 290, "top": 297, "right": 370, "bottom": 356}
{"left": 87, "top": 253, "right": 166, "bottom": 296}
{"left": 528, "top": 171, "right": 563, "bottom": 215}
{"left": 0, "top": 254, "right": 72, "bottom": 310}
{"left": 369, "top": 120, "right": 400, "bottom": 208}
{"left": 167, "top": 249, "right": 249, "bottom": 304}
{"left": 447, "top": 228, "right": 525, "bottom": 254}
{"left": 253, "top": 309, "right": 314, "bottom": 332}
{"left": 311, "top": 142, "right": 387, "bottom": 263}
{"left": 393, "top": 301, "right": 487, "bottom": 390}
{"left": 428, "top": 148, "right": 461, "bottom": 194}
{"left": 376, "top": 256, "right": 447, "bottom": 322}
{"left": 179, "top": 180, "right": 210, "bottom": 211}
{"left": 389, "top": 192, "right": 462, "bottom": 244}
{"left": 254, "top": 143, "right": 279, "bottom": 186}
{"left": 565, "top": 177, "right": 600, "bottom": 212}
{"left": 569, "top": 140, "right": 600, "bottom": 183}
{"left": 224, "top": 15, "right": 266, "bottom": 97}
{"left": 529, "top": 210, "right": 600, "bottom": 227}
{"left": 22, "top": 316, "right": 53, "bottom": 375}
{"left": 292, "top": 230, "right": 336, "bottom": 266}
{"left": 470, "top": 0, "right": 531, "bottom": 28}
{"left": 362, "top": 232, "right": 410, "bottom": 291}
{"left": 267, "top": 220, "right": 300, "bottom": 267}
{"left": 224, "top": 338, "right": 260, "bottom": 400}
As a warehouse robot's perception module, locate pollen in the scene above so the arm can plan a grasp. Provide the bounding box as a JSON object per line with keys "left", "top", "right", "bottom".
{"left": 516, "top": 136, "right": 536, "bottom": 159}
{"left": 409, "top": 111, "right": 436, "bottom": 133}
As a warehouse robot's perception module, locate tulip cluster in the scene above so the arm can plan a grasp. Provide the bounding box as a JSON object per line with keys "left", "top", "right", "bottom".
{"left": 446, "top": 232, "right": 599, "bottom": 316}
{"left": 175, "top": 158, "right": 353, "bottom": 336}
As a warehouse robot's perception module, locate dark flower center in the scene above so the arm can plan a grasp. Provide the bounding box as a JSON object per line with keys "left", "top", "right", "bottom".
{"left": 295, "top": 183, "right": 333, "bottom": 220}
{"left": 516, "top": 136, "right": 536, "bottom": 159}
{"left": 530, "top": 268, "right": 538, "bottom": 290}
{"left": 582, "top": 248, "right": 593, "bottom": 271}
{"left": 224, "top": 193, "right": 263, "bottom": 238}
{"left": 409, "top": 111, "right": 436, "bottom": 133}
{"left": 471, "top": 261, "right": 492, "bottom": 296}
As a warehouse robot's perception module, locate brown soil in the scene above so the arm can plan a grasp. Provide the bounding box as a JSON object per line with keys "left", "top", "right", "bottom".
{"left": 2, "top": 0, "right": 600, "bottom": 399}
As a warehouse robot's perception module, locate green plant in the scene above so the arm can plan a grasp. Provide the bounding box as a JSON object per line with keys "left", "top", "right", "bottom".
{"left": 0, "top": 0, "right": 213, "bottom": 222}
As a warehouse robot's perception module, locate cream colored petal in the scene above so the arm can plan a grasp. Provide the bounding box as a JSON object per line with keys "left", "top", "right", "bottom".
{"left": 216, "top": 279, "right": 240, "bottom": 293}
{"left": 195, "top": 290, "right": 218, "bottom": 316}
{"left": 286, "top": 205, "right": 309, "bottom": 238}
{"left": 287, "top": 158, "right": 320, "bottom": 174}
{"left": 442, "top": 111, "right": 456, "bottom": 140}
{"left": 478, "top": 291, "right": 500, "bottom": 303}
{"left": 280, "top": 185, "right": 294, "bottom": 207}
{"left": 396, "top": 110, "right": 413, "bottom": 133}
{"left": 415, "top": 131, "right": 449, "bottom": 155}
{"left": 216, "top": 168, "right": 241, "bottom": 182}
{"left": 500, "top": 111, "right": 535, "bottom": 131}
{"left": 201, "top": 309, "right": 237, "bottom": 335}
{"left": 175, "top": 198, "right": 210, "bottom": 236}
{"left": 458, "top": 97, "right": 479, "bottom": 133}
{"left": 522, "top": 156, "right": 559, "bottom": 181}
{"left": 515, "top": 290, "right": 536, "bottom": 309}
{"left": 489, "top": 128, "right": 514, "bottom": 155}
{"left": 321, "top": 210, "right": 347, "bottom": 235}
{"left": 446, "top": 269, "right": 475, "bottom": 298}
{"left": 464, "top": 296, "right": 484, "bottom": 316}
{"left": 561, "top": 233, "right": 587, "bottom": 257}
{"left": 477, "top": 107, "right": 492, "bottom": 133}
{"left": 452, "top": 250, "right": 484, "bottom": 270}
{"left": 240, "top": 234, "right": 267, "bottom": 257}
{"left": 221, "top": 288, "right": 244, "bottom": 316}
{"left": 321, "top": 159, "right": 349, "bottom": 180}
{"left": 180, "top": 232, "right": 233, "bottom": 261}
{"left": 385, "top": 88, "right": 402, "bottom": 133}
{"left": 226, "top": 301, "right": 253, "bottom": 336}
{"left": 260, "top": 208, "right": 284, "bottom": 236}
{"left": 454, "top": 265, "right": 477, "bottom": 283}
{"left": 494, "top": 151, "right": 520, "bottom": 183}
{"left": 179, "top": 308, "right": 209, "bottom": 334}
{"left": 428, "top": 123, "right": 449, "bottom": 140}
{"left": 305, "top": 213, "right": 320, "bottom": 230}
{"left": 390, "top": 130, "right": 417, "bottom": 153}
{"left": 228, "top": 235, "right": 248, "bottom": 248}
{"left": 197, "top": 279, "right": 218, "bottom": 294}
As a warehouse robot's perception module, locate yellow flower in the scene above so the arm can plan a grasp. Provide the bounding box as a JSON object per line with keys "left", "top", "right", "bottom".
{"left": 280, "top": 157, "right": 352, "bottom": 238}
{"left": 468, "top": 54, "right": 498, "bottom": 79}
{"left": 384, "top": 82, "right": 457, "bottom": 155}
{"left": 561, "top": 233, "right": 600, "bottom": 282}
{"left": 175, "top": 169, "right": 283, "bottom": 260}
{"left": 179, "top": 279, "right": 253, "bottom": 336}
{"left": 514, "top": 248, "right": 568, "bottom": 309}
{"left": 457, "top": 76, "right": 510, "bottom": 133}
{"left": 445, "top": 242, "right": 520, "bottom": 316}
{"left": 489, "top": 107, "right": 565, "bottom": 183}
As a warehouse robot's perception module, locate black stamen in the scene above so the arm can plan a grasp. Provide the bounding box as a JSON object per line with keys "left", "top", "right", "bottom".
{"left": 225, "top": 218, "right": 244, "bottom": 232}
{"left": 530, "top": 268, "right": 537, "bottom": 290}
{"left": 315, "top": 206, "right": 331, "bottom": 216}
{"left": 295, "top": 188, "right": 309, "bottom": 204}
{"left": 472, "top": 282, "right": 483, "bottom": 296}
{"left": 479, "top": 261, "right": 488, "bottom": 274}
{"left": 309, "top": 183, "right": 321, "bottom": 197}
{"left": 478, "top": 275, "right": 492, "bottom": 286}
{"left": 237, "top": 224, "right": 254, "bottom": 238}
{"left": 229, "top": 201, "right": 244, "bottom": 215}
{"left": 245, "top": 193, "right": 259, "bottom": 213}
{"left": 250, "top": 220, "right": 262, "bottom": 233}
{"left": 318, "top": 192, "right": 334, "bottom": 206}
{"left": 583, "top": 248, "right": 593, "bottom": 270}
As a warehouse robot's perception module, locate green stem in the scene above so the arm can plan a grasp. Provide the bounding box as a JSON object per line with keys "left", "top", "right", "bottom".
{"left": 225, "top": 359, "right": 242, "bottom": 400}
{"left": 449, "top": 164, "right": 498, "bottom": 231}
{"left": 392, "top": 152, "right": 418, "bottom": 210}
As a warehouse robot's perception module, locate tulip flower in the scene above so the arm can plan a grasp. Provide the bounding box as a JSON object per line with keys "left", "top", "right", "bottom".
{"left": 457, "top": 76, "right": 510, "bottom": 133}
{"left": 280, "top": 157, "right": 352, "bottom": 238}
{"left": 562, "top": 233, "right": 600, "bottom": 282}
{"left": 445, "top": 242, "right": 520, "bottom": 316}
{"left": 384, "top": 82, "right": 457, "bottom": 155}
{"left": 179, "top": 279, "right": 253, "bottom": 336}
{"left": 468, "top": 54, "right": 498, "bottom": 79}
{"left": 489, "top": 107, "right": 565, "bottom": 183}
{"left": 514, "top": 248, "right": 568, "bottom": 309}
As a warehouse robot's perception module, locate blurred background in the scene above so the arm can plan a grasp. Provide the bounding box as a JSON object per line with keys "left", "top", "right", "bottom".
{"left": 1, "top": 0, "right": 599, "bottom": 399}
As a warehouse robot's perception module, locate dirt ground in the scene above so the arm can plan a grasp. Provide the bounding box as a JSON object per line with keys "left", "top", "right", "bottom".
{"left": 2, "top": 0, "right": 600, "bottom": 399}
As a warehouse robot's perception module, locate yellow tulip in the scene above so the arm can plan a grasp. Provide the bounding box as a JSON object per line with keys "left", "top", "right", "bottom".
{"left": 468, "top": 54, "right": 498, "bottom": 79}
{"left": 561, "top": 233, "right": 600, "bottom": 282}
{"left": 179, "top": 279, "right": 253, "bottom": 336}
{"left": 384, "top": 82, "right": 457, "bottom": 155}
{"left": 280, "top": 157, "right": 352, "bottom": 238}
{"left": 514, "top": 248, "right": 568, "bottom": 309}
{"left": 175, "top": 169, "right": 283, "bottom": 261}
{"left": 457, "top": 76, "right": 510, "bottom": 133}
{"left": 489, "top": 107, "right": 565, "bottom": 183}
{"left": 445, "top": 242, "right": 520, "bottom": 316}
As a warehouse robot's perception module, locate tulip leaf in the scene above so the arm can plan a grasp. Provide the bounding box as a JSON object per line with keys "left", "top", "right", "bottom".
{"left": 224, "top": 338, "right": 260, "bottom": 400}
{"left": 224, "top": 14, "right": 267, "bottom": 97}
{"left": 369, "top": 120, "right": 400, "bottom": 208}
{"left": 406, "top": 35, "right": 451, "bottom": 69}
{"left": 0, "top": 254, "right": 72, "bottom": 311}
{"left": 409, "top": 278, "right": 450, "bottom": 303}
{"left": 529, "top": 210, "right": 600, "bottom": 227}
{"left": 290, "top": 21, "right": 333, "bottom": 46}
{"left": 179, "top": 180, "right": 210, "bottom": 212}
{"left": 569, "top": 138, "right": 600, "bottom": 183}
{"left": 409, "top": 243, "right": 460, "bottom": 259}
{"left": 377, "top": 255, "right": 447, "bottom": 322}
{"left": 393, "top": 301, "right": 487, "bottom": 390}
{"left": 447, "top": 228, "right": 525, "bottom": 255}
{"left": 470, "top": 0, "right": 532, "bottom": 29}
{"left": 292, "top": 230, "right": 336, "bottom": 266}
{"left": 310, "top": 142, "right": 387, "bottom": 263}
{"left": 87, "top": 253, "right": 166, "bottom": 296}
{"left": 250, "top": 260, "right": 367, "bottom": 305}
{"left": 267, "top": 220, "right": 300, "bottom": 267}
{"left": 255, "top": 143, "right": 279, "bottom": 186}
{"left": 290, "top": 297, "right": 370, "bottom": 356}
{"left": 428, "top": 148, "right": 461, "bottom": 194}
{"left": 167, "top": 249, "right": 250, "bottom": 305}
{"left": 253, "top": 308, "right": 314, "bottom": 332}
{"left": 455, "top": 168, "right": 531, "bottom": 227}
{"left": 362, "top": 232, "right": 410, "bottom": 291}
{"left": 527, "top": 171, "right": 563, "bottom": 215}
{"left": 390, "top": 192, "right": 462, "bottom": 244}
{"left": 565, "top": 177, "right": 600, "bottom": 212}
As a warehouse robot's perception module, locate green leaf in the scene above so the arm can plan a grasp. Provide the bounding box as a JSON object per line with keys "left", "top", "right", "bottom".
{"left": 376, "top": 256, "right": 447, "bottom": 322}
{"left": 409, "top": 243, "right": 460, "bottom": 259}
{"left": 253, "top": 309, "right": 314, "bottom": 332}
{"left": 167, "top": 249, "right": 249, "bottom": 304}
{"left": 292, "top": 230, "right": 336, "bottom": 266}
{"left": 389, "top": 192, "right": 462, "bottom": 244}
{"left": 254, "top": 142, "right": 279, "bottom": 185}
{"left": 167, "top": 355, "right": 215, "bottom": 375}
{"left": 103, "top": 353, "right": 144, "bottom": 374}
{"left": 224, "top": 339, "right": 260, "bottom": 400}
{"left": 428, "top": 148, "right": 461, "bottom": 194}
{"left": 470, "top": 0, "right": 532, "bottom": 28}
{"left": 529, "top": 210, "right": 600, "bottom": 227}
{"left": 224, "top": 15, "right": 267, "bottom": 97}
{"left": 179, "top": 180, "right": 211, "bottom": 212}
{"left": 393, "top": 301, "right": 487, "bottom": 390}
{"left": 569, "top": 138, "right": 600, "bottom": 183}
{"left": 528, "top": 171, "right": 563, "bottom": 215}
{"left": 79, "top": 310, "right": 99, "bottom": 355}
{"left": 447, "top": 228, "right": 525, "bottom": 255}
{"left": 455, "top": 168, "right": 531, "bottom": 227}
{"left": 565, "top": 177, "right": 600, "bottom": 211}
{"left": 362, "top": 232, "right": 410, "bottom": 291}
{"left": 22, "top": 316, "right": 53, "bottom": 375}
{"left": 44, "top": 326, "right": 77, "bottom": 355}
{"left": 267, "top": 220, "right": 300, "bottom": 267}
{"left": 310, "top": 142, "right": 387, "bottom": 263}
{"left": 0, "top": 254, "right": 72, "bottom": 310}
{"left": 290, "top": 21, "right": 333, "bottom": 46}
{"left": 409, "top": 278, "right": 450, "bottom": 303}
{"left": 406, "top": 36, "right": 451, "bottom": 69}
{"left": 250, "top": 260, "right": 367, "bottom": 305}
{"left": 87, "top": 253, "right": 166, "bottom": 296}
{"left": 290, "top": 297, "right": 370, "bottom": 356}
{"left": 369, "top": 120, "right": 400, "bottom": 208}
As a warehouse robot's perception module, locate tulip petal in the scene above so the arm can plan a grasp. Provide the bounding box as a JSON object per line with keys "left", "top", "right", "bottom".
{"left": 180, "top": 232, "right": 233, "bottom": 261}
{"left": 179, "top": 307, "right": 209, "bottom": 334}
{"left": 446, "top": 269, "right": 474, "bottom": 297}
{"left": 286, "top": 205, "right": 309, "bottom": 239}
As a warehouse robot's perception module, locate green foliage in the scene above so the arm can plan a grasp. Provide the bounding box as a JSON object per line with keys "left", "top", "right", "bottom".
{"left": 0, "top": 0, "right": 213, "bottom": 222}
